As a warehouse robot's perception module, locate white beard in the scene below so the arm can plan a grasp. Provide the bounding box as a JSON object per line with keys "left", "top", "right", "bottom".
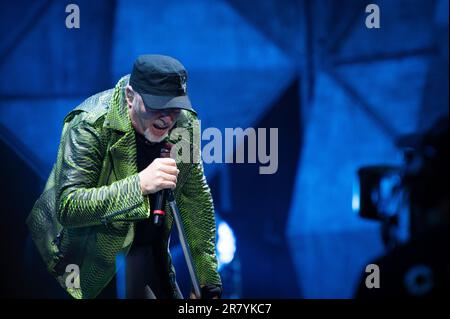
{"left": 143, "top": 128, "right": 168, "bottom": 143}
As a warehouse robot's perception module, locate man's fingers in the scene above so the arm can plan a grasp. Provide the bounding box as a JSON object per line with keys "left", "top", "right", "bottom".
{"left": 159, "top": 171, "right": 177, "bottom": 183}
{"left": 189, "top": 292, "right": 199, "bottom": 299}
{"left": 160, "top": 181, "right": 176, "bottom": 190}
{"left": 157, "top": 157, "right": 177, "bottom": 166}
{"left": 159, "top": 165, "right": 179, "bottom": 175}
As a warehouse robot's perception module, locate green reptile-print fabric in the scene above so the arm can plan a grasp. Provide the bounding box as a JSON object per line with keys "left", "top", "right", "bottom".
{"left": 26, "top": 75, "right": 221, "bottom": 299}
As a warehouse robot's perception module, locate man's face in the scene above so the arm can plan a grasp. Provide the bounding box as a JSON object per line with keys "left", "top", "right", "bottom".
{"left": 127, "top": 87, "right": 181, "bottom": 143}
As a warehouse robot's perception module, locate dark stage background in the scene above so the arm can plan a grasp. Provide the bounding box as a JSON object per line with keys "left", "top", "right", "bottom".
{"left": 0, "top": 0, "right": 448, "bottom": 298}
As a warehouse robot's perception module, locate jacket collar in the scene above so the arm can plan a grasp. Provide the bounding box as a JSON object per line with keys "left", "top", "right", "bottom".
{"left": 104, "top": 75, "right": 133, "bottom": 134}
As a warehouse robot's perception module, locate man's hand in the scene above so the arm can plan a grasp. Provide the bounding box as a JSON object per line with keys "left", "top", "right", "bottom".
{"left": 138, "top": 158, "right": 179, "bottom": 195}
{"left": 189, "top": 285, "right": 222, "bottom": 299}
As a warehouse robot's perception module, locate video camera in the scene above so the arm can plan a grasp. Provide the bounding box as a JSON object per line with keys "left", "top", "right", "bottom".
{"left": 353, "top": 117, "right": 449, "bottom": 248}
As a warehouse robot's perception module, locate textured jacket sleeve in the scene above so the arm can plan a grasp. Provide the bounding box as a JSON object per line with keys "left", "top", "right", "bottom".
{"left": 176, "top": 119, "right": 222, "bottom": 286}
{"left": 55, "top": 120, "right": 149, "bottom": 228}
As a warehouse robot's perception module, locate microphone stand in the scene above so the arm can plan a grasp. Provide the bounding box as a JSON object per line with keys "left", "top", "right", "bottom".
{"left": 153, "top": 143, "right": 201, "bottom": 299}
{"left": 166, "top": 189, "right": 202, "bottom": 299}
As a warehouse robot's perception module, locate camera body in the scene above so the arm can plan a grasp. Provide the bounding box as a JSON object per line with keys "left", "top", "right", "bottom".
{"left": 353, "top": 164, "right": 410, "bottom": 248}
{"left": 353, "top": 117, "right": 448, "bottom": 249}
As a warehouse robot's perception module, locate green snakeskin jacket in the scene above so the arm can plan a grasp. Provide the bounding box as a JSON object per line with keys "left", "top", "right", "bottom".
{"left": 26, "top": 75, "right": 221, "bottom": 299}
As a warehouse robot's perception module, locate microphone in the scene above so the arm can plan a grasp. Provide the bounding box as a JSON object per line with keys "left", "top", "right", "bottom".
{"left": 152, "top": 143, "right": 172, "bottom": 226}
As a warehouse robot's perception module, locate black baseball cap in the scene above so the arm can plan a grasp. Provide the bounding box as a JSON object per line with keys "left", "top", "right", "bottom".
{"left": 129, "top": 54, "right": 195, "bottom": 113}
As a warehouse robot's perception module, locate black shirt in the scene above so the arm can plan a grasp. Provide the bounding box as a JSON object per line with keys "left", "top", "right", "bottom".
{"left": 133, "top": 132, "right": 165, "bottom": 245}
{"left": 128, "top": 131, "right": 171, "bottom": 298}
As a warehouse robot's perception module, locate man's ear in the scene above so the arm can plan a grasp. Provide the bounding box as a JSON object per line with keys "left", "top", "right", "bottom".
{"left": 125, "top": 85, "right": 134, "bottom": 108}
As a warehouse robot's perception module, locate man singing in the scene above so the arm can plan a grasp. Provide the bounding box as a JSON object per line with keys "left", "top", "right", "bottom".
{"left": 26, "top": 55, "right": 222, "bottom": 299}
